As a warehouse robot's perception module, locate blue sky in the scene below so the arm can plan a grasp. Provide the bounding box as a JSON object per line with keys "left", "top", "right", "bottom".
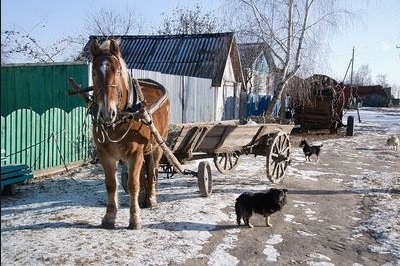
{"left": 2, "top": 0, "right": 399, "bottom": 89}
{"left": 325, "top": 1, "right": 400, "bottom": 89}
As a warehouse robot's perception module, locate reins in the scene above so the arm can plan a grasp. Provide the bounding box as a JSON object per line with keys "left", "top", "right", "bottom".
{"left": 95, "top": 118, "right": 136, "bottom": 143}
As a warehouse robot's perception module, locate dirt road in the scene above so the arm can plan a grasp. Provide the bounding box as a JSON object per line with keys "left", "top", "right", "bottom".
{"left": 1, "top": 108, "right": 399, "bottom": 265}
{"left": 185, "top": 132, "right": 399, "bottom": 265}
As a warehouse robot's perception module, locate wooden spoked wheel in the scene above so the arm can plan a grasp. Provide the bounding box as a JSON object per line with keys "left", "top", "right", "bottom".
{"left": 197, "top": 161, "right": 212, "bottom": 197}
{"left": 213, "top": 152, "right": 240, "bottom": 174}
{"left": 266, "top": 132, "right": 291, "bottom": 183}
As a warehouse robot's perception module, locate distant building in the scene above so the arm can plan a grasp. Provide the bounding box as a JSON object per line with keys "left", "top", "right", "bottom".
{"left": 238, "top": 43, "right": 276, "bottom": 95}
{"left": 355, "top": 85, "right": 391, "bottom": 107}
{"left": 238, "top": 43, "right": 280, "bottom": 117}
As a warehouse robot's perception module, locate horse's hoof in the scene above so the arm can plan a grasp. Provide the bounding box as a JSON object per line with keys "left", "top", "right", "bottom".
{"left": 101, "top": 217, "right": 115, "bottom": 229}
{"left": 139, "top": 198, "right": 157, "bottom": 208}
{"left": 146, "top": 197, "right": 157, "bottom": 208}
{"left": 101, "top": 221, "right": 115, "bottom": 229}
{"left": 128, "top": 222, "right": 142, "bottom": 230}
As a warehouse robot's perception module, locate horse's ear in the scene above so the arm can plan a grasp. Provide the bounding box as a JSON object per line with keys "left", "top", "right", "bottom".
{"left": 90, "top": 39, "right": 101, "bottom": 56}
{"left": 109, "top": 39, "right": 121, "bottom": 57}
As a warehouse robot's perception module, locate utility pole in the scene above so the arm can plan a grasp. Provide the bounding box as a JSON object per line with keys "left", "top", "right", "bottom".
{"left": 342, "top": 47, "right": 355, "bottom": 84}
{"left": 350, "top": 47, "right": 354, "bottom": 86}
{"left": 350, "top": 47, "right": 361, "bottom": 123}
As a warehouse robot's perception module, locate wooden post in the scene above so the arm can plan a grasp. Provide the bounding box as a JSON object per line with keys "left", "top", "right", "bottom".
{"left": 139, "top": 109, "right": 186, "bottom": 174}
{"left": 68, "top": 78, "right": 91, "bottom": 104}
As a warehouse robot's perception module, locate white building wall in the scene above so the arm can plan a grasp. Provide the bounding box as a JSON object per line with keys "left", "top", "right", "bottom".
{"left": 131, "top": 69, "right": 213, "bottom": 124}
{"left": 214, "top": 56, "right": 241, "bottom": 121}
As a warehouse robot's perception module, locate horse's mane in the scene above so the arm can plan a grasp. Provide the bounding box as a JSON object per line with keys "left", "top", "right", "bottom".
{"left": 99, "top": 39, "right": 129, "bottom": 88}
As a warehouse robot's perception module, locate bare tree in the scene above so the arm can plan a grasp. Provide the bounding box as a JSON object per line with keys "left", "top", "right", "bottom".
{"left": 376, "top": 74, "right": 389, "bottom": 88}
{"left": 1, "top": 28, "right": 79, "bottom": 63}
{"left": 157, "top": 4, "right": 218, "bottom": 35}
{"left": 2, "top": 5, "right": 143, "bottom": 64}
{"left": 1, "top": 29, "right": 17, "bottom": 64}
{"left": 227, "top": 0, "right": 352, "bottom": 121}
{"left": 391, "top": 83, "right": 400, "bottom": 98}
{"left": 84, "top": 7, "right": 143, "bottom": 36}
{"left": 352, "top": 64, "right": 372, "bottom": 86}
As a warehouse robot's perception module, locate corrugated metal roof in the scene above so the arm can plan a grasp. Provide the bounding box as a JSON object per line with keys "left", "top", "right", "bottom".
{"left": 79, "top": 32, "right": 243, "bottom": 87}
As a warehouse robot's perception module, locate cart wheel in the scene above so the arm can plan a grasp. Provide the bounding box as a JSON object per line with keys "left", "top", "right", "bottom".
{"left": 266, "top": 132, "right": 291, "bottom": 183}
{"left": 213, "top": 152, "right": 240, "bottom": 174}
{"left": 197, "top": 161, "right": 212, "bottom": 197}
{"left": 346, "top": 115, "right": 354, "bottom": 136}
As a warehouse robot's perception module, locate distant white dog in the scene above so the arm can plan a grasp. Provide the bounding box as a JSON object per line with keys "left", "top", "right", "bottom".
{"left": 386, "top": 136, "right": 399, "bottom": 151}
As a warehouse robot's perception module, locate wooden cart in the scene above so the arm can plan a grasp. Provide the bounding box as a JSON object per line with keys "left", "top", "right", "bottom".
{"left": 121, "top": 120, "right": 294, "bottom": 197}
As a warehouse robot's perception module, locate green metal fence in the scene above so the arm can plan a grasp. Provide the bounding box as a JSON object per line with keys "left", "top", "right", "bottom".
{"left": 1, "top": 62, "right": 92, "bottom": 172}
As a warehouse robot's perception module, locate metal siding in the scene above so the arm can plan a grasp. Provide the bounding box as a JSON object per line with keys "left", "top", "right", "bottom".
{"left": 131, "top": 69, "right": 213, "bottom": 124}
{"left": 132, "top": 69, "right": 183, "bottom": 124}
{"left": 1, "top": 63, "right": 91, "bottom": 172}
{"left": 1, "top": 63, "right": 88, "bottom": 116}
{"left": 183, "top": 76, "right": 214, "bottom": 123}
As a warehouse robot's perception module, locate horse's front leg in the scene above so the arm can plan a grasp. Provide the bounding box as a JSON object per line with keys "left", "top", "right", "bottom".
{"left": 127, "top": 153, "right": 144, "bottom": 230}
{"left": 100, "top": 158, "right": 119, "bottom": 229}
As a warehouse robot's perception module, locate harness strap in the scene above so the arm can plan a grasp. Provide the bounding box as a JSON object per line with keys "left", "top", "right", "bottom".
{"left": 121, "top": 78, "right": 168, "bottom": 117}
{"left": 127, "top": 73, "right": 144, "bottom": 111}
{"left": 137, "top": 79, "right": 169, "bottom": 115}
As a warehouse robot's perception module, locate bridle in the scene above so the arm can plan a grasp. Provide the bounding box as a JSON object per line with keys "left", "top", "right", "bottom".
{"left": 92, "top": 53, "right": 126, "bottom": 124}
{"left": 90, "top": 52, "right": 168, "bottom": 144}
{"left": 91, "top": 53, "right": 146, "bottom": 143}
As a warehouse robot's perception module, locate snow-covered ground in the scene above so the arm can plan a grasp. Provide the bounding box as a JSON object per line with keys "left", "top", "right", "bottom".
{"left": 343, "top": 108, "right": 400, "bottom": 261}
{"left": 1, "top": 107, "right": 399, "bottom": 265}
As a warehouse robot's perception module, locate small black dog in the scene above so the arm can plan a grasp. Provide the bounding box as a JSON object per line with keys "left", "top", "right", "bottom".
{"left": 299, "top": 139, "right": 323, "bottom": 161}
{"left": 235, "top": 188, "right": 288, "bottom": 228}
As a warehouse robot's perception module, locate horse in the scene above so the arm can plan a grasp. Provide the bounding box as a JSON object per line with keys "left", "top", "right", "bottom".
{"left": 89, "top": 39, "right": 170, "bottom": 229}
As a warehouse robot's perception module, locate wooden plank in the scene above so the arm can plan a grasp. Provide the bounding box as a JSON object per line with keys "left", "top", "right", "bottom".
{"left": 215, "top": 126, "right": 259, "bottom": 150}
{"left": 1, "top": 164, "right": 30, "bottom": 173}
{"left": 1, "top": 164, "right": 33, "bottom": 186}
{"left": 1, "top": 174, "right": 33, "bottom": 186}
{"left": 2, "top": 169, "right": 32, "bottom": 180}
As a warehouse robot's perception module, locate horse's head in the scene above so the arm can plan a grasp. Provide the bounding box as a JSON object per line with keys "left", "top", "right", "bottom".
{"left": 90, "top": 39, "right": 129, "bottom": 125}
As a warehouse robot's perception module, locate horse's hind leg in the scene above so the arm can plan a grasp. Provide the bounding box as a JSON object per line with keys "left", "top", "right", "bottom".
{"left": 145, "top": 146, "right": 164, "bottom": 208}
{"left": 100, "top": 159, "right": 119, "bottom": 229}
{"left": 127, "top": 153, "right": 144, "bottom": 230}
{"left": 139, "top": 152, "right": 157, "bottom": 208}
{"left": 138, "top": 165, "right": 147, "bottom": 208}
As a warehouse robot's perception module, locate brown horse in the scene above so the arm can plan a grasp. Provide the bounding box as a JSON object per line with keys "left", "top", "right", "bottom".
{"left": 90, "top": 39, "right": 170, "bottom": 229}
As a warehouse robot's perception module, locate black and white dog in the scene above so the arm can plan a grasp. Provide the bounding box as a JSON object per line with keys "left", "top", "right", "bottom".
{"left": 299, "top": 139, "right": 323, "bottom": 162}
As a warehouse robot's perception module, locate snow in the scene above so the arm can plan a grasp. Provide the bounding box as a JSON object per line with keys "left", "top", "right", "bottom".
{"left": 209, "top": 229, "right": 240, "bottom": 266}
{"left": 343, "top": 108, "right": 400, "bottom": 263}
{"left": 1, "top": 107, "right": 399, "bottom": 265}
